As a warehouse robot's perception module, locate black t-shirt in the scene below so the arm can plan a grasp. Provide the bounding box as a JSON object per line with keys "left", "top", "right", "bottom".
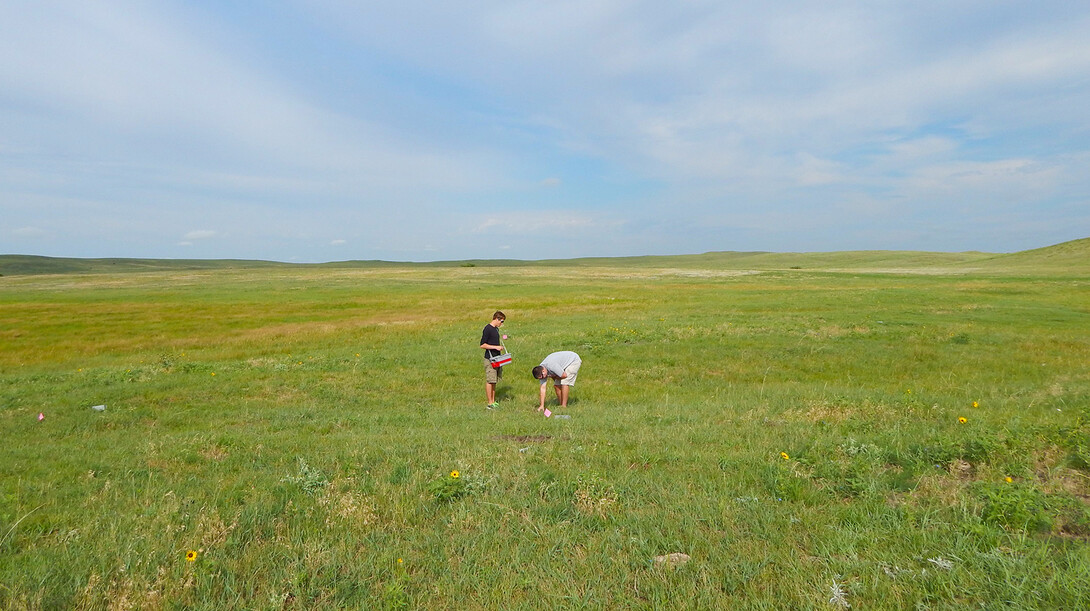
{"left": 481, "top": 324, "right": 501, "bottom": 358}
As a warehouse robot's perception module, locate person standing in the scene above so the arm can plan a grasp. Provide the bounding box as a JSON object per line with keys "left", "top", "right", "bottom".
{"left": 532, "top": 350, "right": 581, "bottom": 411}
{"left": 480, "top": 311, "right": 506, "bottom": 409}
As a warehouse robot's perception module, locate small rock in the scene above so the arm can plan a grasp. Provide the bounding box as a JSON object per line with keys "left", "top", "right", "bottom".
{"left": 652, "top": 553, "right": 691, "bottom": 567}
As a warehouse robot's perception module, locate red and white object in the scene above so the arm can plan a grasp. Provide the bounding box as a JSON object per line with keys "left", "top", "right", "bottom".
{"left": 489, "top": 335, "right": 512, "bottom": 368}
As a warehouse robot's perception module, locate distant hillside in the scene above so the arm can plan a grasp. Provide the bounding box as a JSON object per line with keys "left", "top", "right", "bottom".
{"left": 0, "top": 255, "right": 292, "bottom": 276}
{"left": 0, "top": 255, "right": 433, "bottom": 276}
{"left": 979, "top": 237, "right": 1090, "bottom": 272}
{"left": 556, "top": 250, "right": 998, "bottom": 270}
{"left": 2, "top": 238, "right": 1086, "bottom": 276}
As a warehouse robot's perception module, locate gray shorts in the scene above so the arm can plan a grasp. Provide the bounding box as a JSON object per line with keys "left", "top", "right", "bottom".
{"left": 484, "top": 356, "right": 503, "bottom": 384}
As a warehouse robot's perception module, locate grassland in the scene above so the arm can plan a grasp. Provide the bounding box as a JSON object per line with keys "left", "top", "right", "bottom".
{"left": 2, "top": 240, "right": 1089, "bottom": 609}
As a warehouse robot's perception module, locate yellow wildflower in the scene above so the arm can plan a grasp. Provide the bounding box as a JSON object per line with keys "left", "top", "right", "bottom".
{"left": 780, "top": 452, "right": 790, "bottom": 461}
{"left": 186, "top": 550, "right": 198, "bottom": 562}
{"left": 450, "top": 470, "right": 460, "bottom": 479}
{"left": 958, "top": 417, "right": 967, "bottom": 424}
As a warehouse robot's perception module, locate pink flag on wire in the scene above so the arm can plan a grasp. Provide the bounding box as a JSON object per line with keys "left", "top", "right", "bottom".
{"left": 544, "top": 409, "right": 552, "bottom": 418}
{"left": 38, "top": 412, "right": 44, "bottom": 421}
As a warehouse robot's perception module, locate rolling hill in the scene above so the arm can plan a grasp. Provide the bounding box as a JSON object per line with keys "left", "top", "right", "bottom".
{"left": 2, "top": 238, "right": 1086, "bottom": 276}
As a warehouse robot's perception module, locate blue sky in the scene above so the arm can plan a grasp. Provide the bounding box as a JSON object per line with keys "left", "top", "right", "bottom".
{"left": 2, "top": 1, "right": 1088, "bottom": 262}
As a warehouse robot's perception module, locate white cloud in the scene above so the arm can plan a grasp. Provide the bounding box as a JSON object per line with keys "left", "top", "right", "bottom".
{"left": 903, "top": 159, "right": 1062, "bottom": 203}
{"left": 0, "top": 2, "right": 501, "bottom": 196}
{"left": 1, "top": 1, "right": 1087, "bottom": 260}
{"left": 474, "top": 213, "right": 600, "bottom": 234}
{"left": 12, "top": 226, "right": 47, "bottom": 238}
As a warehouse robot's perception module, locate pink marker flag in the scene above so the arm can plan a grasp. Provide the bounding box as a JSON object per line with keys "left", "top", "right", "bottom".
{"left": 38, "top": 412, "right": 44, "bottom": 421}
{"left": 544, "top": 408, "right": 552, "bottom": 418}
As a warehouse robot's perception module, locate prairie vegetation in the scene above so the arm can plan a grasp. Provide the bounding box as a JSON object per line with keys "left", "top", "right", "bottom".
{"left": 2, "top": 241, "right": 1089, "bottom": 609}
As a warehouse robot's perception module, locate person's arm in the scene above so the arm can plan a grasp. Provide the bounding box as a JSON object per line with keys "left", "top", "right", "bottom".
{"left": 538, "top": 381, "right": 547, "bottom": 410}
{"left": 481, "top": 341, "right": 503, "bottom": 350}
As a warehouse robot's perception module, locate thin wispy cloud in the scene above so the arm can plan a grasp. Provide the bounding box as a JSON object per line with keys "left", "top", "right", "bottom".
{"left": 183, "top": 230, "right": 219, "bottom": 241}
{"left": 475, "top": 214, "right": 601, "bottom": 235}
{"left": 12, "top": 227, "right": 47, "bottom": 238}
{"left": 1, "top": 1, "right": 1087, "bottom": 261}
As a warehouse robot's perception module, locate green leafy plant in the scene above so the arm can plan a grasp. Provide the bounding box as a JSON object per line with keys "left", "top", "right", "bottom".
{"left": 428, "top": 470, "right": 468, "bottom": 502}
{"left": 282, "top": 458, "right": 329, "bottom": 495}
{"left": 976, "top": 482, "right": 1051, "bottom": 532}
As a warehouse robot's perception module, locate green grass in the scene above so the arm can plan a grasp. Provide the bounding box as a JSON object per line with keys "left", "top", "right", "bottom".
{"left": 2, "top": 243, "right": 1090, "bottom": 609}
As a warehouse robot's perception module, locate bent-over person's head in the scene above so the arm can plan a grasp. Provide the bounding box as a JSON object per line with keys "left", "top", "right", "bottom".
{"left": 531, "top": 365, "right": 546, "bottom": 379}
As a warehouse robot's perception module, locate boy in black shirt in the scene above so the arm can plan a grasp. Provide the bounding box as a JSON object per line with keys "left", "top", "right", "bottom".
{"left": 480, "top": 311, "right": 506, "bottom": 409}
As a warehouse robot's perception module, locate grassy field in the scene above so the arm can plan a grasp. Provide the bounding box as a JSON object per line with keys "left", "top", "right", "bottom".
{"left": 2, "top": 241, "right": 1089, "bottom": 609}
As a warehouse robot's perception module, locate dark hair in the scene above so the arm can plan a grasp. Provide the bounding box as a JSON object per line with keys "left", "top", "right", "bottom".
{"left": 493, "top": 311, "right": 506, "bottom": 321}
{"left": 531, "top": 365, "right": 545, "bottom": 379}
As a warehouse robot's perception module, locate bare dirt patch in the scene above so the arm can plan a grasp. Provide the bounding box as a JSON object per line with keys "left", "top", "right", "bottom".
{"left": 493, "top": 435, "right": 552, "bottom": 443}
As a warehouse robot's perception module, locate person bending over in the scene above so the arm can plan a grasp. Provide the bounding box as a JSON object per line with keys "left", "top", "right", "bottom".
{"left": 532, "top": 350, "right": 581, "bottom": 411}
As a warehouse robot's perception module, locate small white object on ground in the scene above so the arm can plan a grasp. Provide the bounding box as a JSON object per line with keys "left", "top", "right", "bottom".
{"left": 652, "top": 553, "right": 691, "bottom": 567}
{"left": 555, "top": 414, "right": 571, "bottom": 420}
{"left": 91, "top": 404, "right": 106, "bottom": 411}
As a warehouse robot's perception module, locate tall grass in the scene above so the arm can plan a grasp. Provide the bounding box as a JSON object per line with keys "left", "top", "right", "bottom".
{"left": 1, "top": 263, "right": 1089, "bottom": 609}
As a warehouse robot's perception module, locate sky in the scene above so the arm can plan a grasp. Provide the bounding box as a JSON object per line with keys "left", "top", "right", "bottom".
{"left": 2, "top": 1, "right": 1089, "bottom": 262}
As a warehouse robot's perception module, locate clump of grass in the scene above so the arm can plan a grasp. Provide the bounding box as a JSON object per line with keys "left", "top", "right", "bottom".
{"left": 1064, "top": 408, "right": 1090, "bottom": 471}
{"left": 573, "top": 472, "right": 618, "bottom": 518}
